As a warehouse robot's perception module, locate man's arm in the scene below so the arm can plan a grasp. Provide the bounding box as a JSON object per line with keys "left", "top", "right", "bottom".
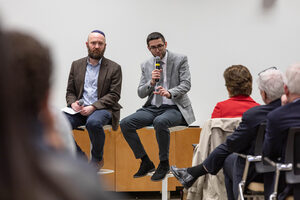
{"left": 225, "top": 111, "right": 258, "bottom": 153}
{"left": 66, "top": 62, "right": 77, "bottom": 107}
{"left": 92, "top": 64, "right": 122, "bottom": 109}
{"left": 137, "top": 62, "right": 155, "bottom": 99}
{"left": 263, "top": 114, "right": 283, "bottom": 161}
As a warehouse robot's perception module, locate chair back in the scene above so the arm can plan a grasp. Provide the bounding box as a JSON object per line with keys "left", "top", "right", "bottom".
{"left": 254, "top": 123, "right": 275, "bottom": 173}
{"left": 285, "top": 127, "right": 300, "bottom": 184}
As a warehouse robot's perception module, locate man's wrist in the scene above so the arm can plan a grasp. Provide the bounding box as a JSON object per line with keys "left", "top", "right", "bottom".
{"left": 150, "top": 80, "right": 156, "bottom": 86}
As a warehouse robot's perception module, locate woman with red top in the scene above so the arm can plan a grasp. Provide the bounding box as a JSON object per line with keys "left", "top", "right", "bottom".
{"left": 211, "top": 65, "right": 260, "bottom": 118}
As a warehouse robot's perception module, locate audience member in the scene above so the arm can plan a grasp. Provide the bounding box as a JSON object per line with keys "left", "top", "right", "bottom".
{"left": 171, "top": 68, "right": 284, "bottom": 200}
{"left": 52, "top": 106, "right": 76, "bottom": 157}
{"left": 211, "top": 65, "right": 259, "bottom": 118}
{"left": 0, "top": 30, "right": 117, "bottom": 200}
{"left": 64, "top": 30, "right": 122, "bottom": 170}
{"left": 263, "top": 64, "right": 300, "bottom": 199}
{"left": 120, "top": 32, "right": 195, "bottom": 181}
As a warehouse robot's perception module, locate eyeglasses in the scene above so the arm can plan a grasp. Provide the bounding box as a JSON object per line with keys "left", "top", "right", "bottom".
{"left": 149, "top": 44, "right": 165, "bottom": 51}
{"left": 258, "top": 66, "right": 278, "bottom": 75}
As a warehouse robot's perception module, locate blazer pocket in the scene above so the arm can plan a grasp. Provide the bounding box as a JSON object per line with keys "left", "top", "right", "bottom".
{"left": 180, "top": 96, "right": 191, "bottom": 108}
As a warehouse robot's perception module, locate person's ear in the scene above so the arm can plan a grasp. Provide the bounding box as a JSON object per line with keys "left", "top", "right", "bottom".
{"left": 260, "top": 90, "right": 267, "bottom": 104}
{"left": 284, "top": 84, "right": 289, "bottom": 96}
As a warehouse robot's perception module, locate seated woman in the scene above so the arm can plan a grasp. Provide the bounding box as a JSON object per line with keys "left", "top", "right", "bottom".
{"left": 211, "top": 65, "right": 259, "bottom": 118}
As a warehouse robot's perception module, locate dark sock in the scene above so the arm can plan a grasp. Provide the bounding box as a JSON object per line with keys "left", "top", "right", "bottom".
{"left": 160, "top": 160, "right": 169, "bottom": 168}
{"left": 141, "top": 154, "right": 151, "bottom": 164}
{"left": 187, "top": 164, "right": 207, "bottom": 178}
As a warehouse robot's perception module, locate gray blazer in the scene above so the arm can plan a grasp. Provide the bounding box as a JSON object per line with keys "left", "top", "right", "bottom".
{"left": 137, "top": 50, "right": 195, "bottom": 125}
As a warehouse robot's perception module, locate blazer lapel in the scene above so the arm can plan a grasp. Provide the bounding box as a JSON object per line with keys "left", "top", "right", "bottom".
{"left": 97, "top": 57, "right": 109, "bottom": 97}
{"left": 78, "top": 57, "right": 88, "bottom": 97}
{"left": 166, "top": 51, "right": 173, "bottom": 85}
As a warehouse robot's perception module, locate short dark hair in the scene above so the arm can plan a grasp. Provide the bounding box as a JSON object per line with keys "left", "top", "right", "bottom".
{"left": 6, "top": 31, "right": 52, "bottom": 115}
{"left": 224, "top": 65, "right": 253, "bottom": 97}
{"left": 146, "top": 32, "right": 165, "bottom": 46}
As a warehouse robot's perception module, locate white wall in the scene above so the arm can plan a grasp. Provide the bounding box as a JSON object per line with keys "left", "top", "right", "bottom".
{"left": 1, "top": 0, "right": 300, "bottom": 126}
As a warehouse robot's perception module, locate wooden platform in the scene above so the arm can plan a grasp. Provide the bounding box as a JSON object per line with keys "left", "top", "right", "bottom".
{"left": 73, "top": 126, "right": 201, "bottom": 192}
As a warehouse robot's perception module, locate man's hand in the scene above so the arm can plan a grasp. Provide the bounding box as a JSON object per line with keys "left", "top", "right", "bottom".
{"left": 153, "top": 86, "right": 171, "bottom": 98}
{"left": 80, "top": 105, "right": 96, "bottom": 116}
{"left": 71, "top": 101, "right": 84, "bottom": 112}
{"left": 151, "top": 69, "right": 163, "bottom": 86}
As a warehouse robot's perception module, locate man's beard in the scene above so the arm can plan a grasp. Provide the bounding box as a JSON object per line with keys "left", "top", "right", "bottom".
{"left": 88, "top": 46, "right": 105, "bottom": 60}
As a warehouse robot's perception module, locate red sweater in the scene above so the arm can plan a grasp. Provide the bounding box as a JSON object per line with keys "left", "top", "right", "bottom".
{"left": 211, "top": 95, "right": 260, "bottom": 118}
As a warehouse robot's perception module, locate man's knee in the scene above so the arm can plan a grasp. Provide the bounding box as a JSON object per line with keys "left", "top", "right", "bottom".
{"left": 63, "top": 113, "right": 77, "bottom": 129}
{"left": 153, "top": 118, "right": 169, "bottom": 131}
{"left": 86, "top": 119, "right": 102, "bottom": 129}
{"left": 120, "top": 117, "right": 133, "bottom": 133}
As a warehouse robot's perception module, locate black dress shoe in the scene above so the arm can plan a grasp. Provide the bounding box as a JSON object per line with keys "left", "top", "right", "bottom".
{"left": 151, "top": 163, "right": 170, "bottom": 181}
{"left": 134, "top": 161, "right": 155, "bottom": 178}
{"left": 170, "top": 166, "right": 197, "bottom": 189}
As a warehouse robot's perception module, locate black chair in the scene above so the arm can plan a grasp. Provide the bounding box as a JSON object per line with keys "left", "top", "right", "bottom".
{"left": 236, "top": 123, "right": 275, "bottom": 200}
{"left": 264, "top": 127, "right": 300, "bottom": 200}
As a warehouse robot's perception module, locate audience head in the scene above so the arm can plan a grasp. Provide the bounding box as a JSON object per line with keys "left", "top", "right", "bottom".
{"left": 223, "top": 65, "right": 252, "bottom": 97}
{"left": 284, "top": 63, "right": 300, "bottom": 96}
{"left": 147, "top": 32, "right": 167, "bottom": 59}
{"left": 257, "top": 67, "right": 284, "bottom": 104}
{"left": 86, "top": 30, "right": 106, "bottom": 60}
{"left": 0, "top": 29, "right": 117, "bottom": 200}
{"left": 5, "top": 31, "right": 52, "bottom": 116}
{"left": 0, "top": 30, "right": 59, "bottom": 200}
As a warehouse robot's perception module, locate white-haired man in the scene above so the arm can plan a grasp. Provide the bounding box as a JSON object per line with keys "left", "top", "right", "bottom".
{"left": 263, "top": 64, "right": 300, "bottom": 199}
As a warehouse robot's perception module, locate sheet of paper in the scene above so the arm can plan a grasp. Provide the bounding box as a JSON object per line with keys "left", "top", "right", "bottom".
{"left": 61, "top": 107, "right": 80, "bottom": 115}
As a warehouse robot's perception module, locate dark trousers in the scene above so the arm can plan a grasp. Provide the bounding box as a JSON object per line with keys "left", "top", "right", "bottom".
{"left": 223, "top": 153, "right": 241, "bottom": 200}
{"left": 64, "top": 109, "right": 111, "bottom": 162}
{"left": 120, "top": 105, "right": 186, "bottom": 161}
{"left": 202, "top": 144, "right": 241, "bottom": 200}
{"left": 203, "top": 143, "right": 231, "bottom": 175}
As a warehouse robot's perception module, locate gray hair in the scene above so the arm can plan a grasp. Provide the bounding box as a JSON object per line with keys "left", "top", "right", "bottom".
{"left": 257, "top": 68, "right": 284, "bottom": 102}
{"left": 285, "top": 64, "right": 300, "bottom": 94}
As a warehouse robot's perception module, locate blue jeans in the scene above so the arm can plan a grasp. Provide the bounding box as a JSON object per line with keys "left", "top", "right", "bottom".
{"left": 120, "top": 105, "right": 186, "bottom": 161}
{"left": 64, "top": 109, "right": 112, "bottom": 162}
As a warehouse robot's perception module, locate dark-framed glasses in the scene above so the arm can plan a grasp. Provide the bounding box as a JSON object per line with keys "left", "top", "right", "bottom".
{"left": 149, "top": 44, "right": 165, "bottom": 51}
{"left": 258, "top": 66, "right": 278, "bottom": 75}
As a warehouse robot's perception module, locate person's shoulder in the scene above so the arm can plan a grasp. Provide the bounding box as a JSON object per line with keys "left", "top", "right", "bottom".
{"left": 140, "top": 57, "right": 154, "bottom": 67}
{"left": 73, "top": 57, "right": 87, "bottom": 64}
{"left": 245, "top": 99, "right": 280, "bottom": 120}
{"left": 242, "top": 104, "right": 265, "bottom": 118}
{"left": 168, "top": 50, "right": 187, "bottom": 60}
{"left": 40, "top": 151, "right": 114, "bottom": 199}
{"left": 267, "top": 101, "right": 295, "bottom": 119}
{"left": 103, "top": 57, "right": 121, "bottom": 68}
{"left": 216, "top": 98, "right": 231, "bottom": 105}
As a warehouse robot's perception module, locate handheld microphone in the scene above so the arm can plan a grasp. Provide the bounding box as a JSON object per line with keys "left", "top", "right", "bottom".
{"left": 78, "top": 99, "right": 84, "bottom": 106}
{"left": 155, "top": 56, "right": 161, "bottom": 82}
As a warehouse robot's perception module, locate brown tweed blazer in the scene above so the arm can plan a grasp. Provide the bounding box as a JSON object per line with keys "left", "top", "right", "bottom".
{"left": 66, "top": 56, "right": 122, "bottom": 130}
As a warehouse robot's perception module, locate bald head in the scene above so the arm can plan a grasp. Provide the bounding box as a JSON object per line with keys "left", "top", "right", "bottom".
{"left": 87, "top": 32, "right": 106, "bottom": 43}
